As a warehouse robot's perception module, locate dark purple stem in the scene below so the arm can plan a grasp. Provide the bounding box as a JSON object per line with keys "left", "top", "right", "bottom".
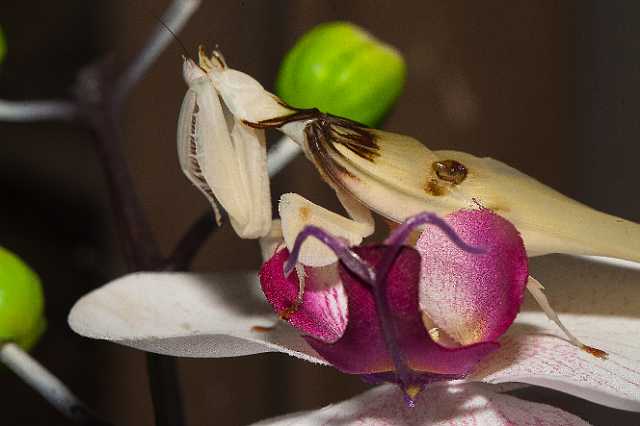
{"left": 74, "top": 63, "right": 162, "bottom": 270}
{"left": 73, "top": 62, "right": 183, "bottom": 426}
{"left": 164, "top": 210, "right": 220, "bottom": 271}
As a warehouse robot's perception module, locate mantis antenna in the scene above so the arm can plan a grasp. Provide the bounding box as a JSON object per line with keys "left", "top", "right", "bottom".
{"left": 149, "top": 8, "right": 190, "bottom": 58}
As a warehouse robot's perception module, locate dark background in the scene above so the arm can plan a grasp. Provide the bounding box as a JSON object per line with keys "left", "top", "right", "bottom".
{"left": 1, "top": 1, "right": 639, "bottom": 425}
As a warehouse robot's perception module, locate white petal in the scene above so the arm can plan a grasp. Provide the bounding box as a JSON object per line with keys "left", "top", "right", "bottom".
{"left": 68, "top": 272, "right": 326, "bottom": 364}
{"left": 251, "top": 383, "right": 588, "bottom": 426}
{"left": 473, "top": 254, "right": 640, "bottom": 411}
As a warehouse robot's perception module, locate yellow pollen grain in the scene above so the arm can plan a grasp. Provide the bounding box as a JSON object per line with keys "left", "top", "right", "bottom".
{"left": 405, "top": 384, "right": 422, "bottom": 401}
{"left": 428, "top": 327, "right": 441, "bottom": 342}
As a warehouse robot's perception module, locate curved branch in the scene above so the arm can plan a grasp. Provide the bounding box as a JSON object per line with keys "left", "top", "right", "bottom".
{"left": 115, "top": 0, "right": 202, "bottom": 101}
{"left": 0, "top": 342, "right": 111, "bottom": 425}
{"left": 164, "top": 210, "right": 220, "bottom": 271}
{"left": 0, "top": 99, "right": 77, "bottom": 122}
{"left": 267, "top": 135, "right": 302, "bottom": 175}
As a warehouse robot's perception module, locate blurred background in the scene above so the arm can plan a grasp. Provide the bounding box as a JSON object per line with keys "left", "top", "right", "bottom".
{"left": 1, "top": 1, "right": 639, "bottom": 424}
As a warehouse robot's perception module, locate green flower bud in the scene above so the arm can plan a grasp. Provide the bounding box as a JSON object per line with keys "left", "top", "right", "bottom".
{"left": 0, "top": 248, "right": 46, "bottom": 351}
{"left": 0, "top": 26, "right": 6, "bottom": 65}
{"left": 276, "top": 21, "right": 406, "bottom": 127}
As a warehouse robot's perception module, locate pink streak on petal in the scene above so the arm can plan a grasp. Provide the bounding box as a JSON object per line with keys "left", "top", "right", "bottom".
{"left": 259, "top": 249, "right": 348, "bottom": 344}
{"left": 306, "top": 246, "right": 499, "bottom": 375}
{"left": 417, "top": 209, "right": 528, "bottom": 346}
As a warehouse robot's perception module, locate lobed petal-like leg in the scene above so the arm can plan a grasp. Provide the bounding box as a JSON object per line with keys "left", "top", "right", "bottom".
{"left": 526, "top": 276, "right": 607, "bottom": 358}
{"left": 279, "top": 193, "right": 373, "bottom": 267}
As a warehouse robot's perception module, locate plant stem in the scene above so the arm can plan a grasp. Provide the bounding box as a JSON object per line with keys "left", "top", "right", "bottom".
{"left": 164, "top": 211, "right": 219, "bottom": 271}
{"left": 115, "top": 0, "right": 201, "bottom": 104}
{"left": 74, "top": 59, "right": 184, "bottom": 425}
{"left": 0, "top": 342, "right": 111, "bottom": 425}
{"left": 75, "top": 62, "right": 162, "bottom": 270}
{"left": 267, "top": 135, "right": 302, "bottom": 176}
{"left": 1, "top": 1, "right": 202, "bottom": 423}
{"left": 71, "top": 0, "right": 206, "bottom": 421}
{"left": 0, "top": 99, "right": 77, "bottom": 122}
{"left": 147, "top": 354, "right": 185, "bottom": 426}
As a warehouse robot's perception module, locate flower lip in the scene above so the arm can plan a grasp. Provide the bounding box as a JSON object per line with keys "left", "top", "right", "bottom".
{"left": 417, "top": 209, "right": 529, "bottom": 346}
{"left": 260, "top": 243, "right": 500, "bottom": 404}
{"left": 260, "top": 211, "right": 514, "bottom": 404}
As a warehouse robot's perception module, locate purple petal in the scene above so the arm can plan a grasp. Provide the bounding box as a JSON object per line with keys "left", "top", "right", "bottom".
{"left": 306, "top": 246, "right": 498, "bottom": 376}
{"left": 260, "top": 249, "right": 348, "bottom": 344}
{"left": 417, "top": 209, "right": 528, "bottom": 345}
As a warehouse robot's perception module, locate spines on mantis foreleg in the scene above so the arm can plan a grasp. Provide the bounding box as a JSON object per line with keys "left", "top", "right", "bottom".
{"left": 177, "top": 85, "right": 223, "bottom": 225}
{"left": 178, "top": 56, "right": 272, "bottom": 239}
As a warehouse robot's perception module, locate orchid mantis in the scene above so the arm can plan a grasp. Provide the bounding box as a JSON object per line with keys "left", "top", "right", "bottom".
{"left": 177, "top": 48, "right": 287, "bottom": 239}
{"left": 175, "top": 48, "right": 633, "bottom": 360}
{"left": 178, "top": 48, "right": 640, "bottom": 267}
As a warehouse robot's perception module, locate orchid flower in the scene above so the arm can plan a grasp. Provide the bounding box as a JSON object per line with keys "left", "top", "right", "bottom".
{"left": 68, "top": 207, "right": 640, "bottom": 421}
{"left": 68, "top": 49, "right": 640, "bottom": 424}
{"left": 259, "top": 209, "right": 528, "bottom": 405}
{"left": 68, "top": 224, "right": 640, "bottom": 423}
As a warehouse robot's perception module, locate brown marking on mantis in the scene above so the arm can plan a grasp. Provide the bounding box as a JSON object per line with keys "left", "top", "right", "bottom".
{"left": 425, "top": 178, "right": 447, "bottom": 196}
{"left": 299, "top": 206, "right": 311, "bottom": 222}
{"left": 433, "top": 159, "right": 468, "bottom": 185}
{"left": 186, "top": 101, "right": 216, "bottom": 200}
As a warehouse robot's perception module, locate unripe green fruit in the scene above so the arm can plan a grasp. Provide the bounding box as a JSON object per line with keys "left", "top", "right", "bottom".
{"left": 0, "top": 247, "right": 46, "bottom": 351}
{"left": 276, "top": 22, "right": 406, "bottom": 127}
{"left": 0, "top": 26, "right": 6, "bottom": 65}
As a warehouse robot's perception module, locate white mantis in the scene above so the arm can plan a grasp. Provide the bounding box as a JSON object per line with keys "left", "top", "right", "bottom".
{"left": 176, "top": 47, "right": 640, "bottom": 356}
{"left": 177, "top": 48, "right": 286, "bottom": 239}
{"left": 178, "top": 47, "right": 640, "bottom": 268}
